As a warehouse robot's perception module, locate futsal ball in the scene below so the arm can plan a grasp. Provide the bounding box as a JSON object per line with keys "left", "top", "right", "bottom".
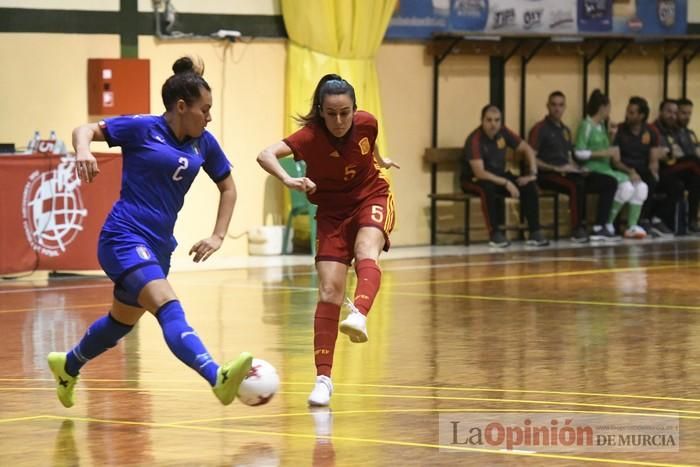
{"left": 237, "top": 359, "right": 280, "bottom": 406}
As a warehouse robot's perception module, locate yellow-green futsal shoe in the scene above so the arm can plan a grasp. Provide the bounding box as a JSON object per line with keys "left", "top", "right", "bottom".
{"left": 212, "top": 352, "right": 253, "bottom": 405}
{"left": 48, "top": 352, "right": 79, "bottom": 408}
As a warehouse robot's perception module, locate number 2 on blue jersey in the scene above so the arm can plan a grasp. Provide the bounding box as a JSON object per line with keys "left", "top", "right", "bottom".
{"left": 172, "top": 157, "right": 188, "bottom": 181}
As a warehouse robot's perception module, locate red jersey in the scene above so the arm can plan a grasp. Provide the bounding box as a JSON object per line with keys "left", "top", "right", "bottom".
{"left": 283, "top": 111, "right": 390, "bottom": 210}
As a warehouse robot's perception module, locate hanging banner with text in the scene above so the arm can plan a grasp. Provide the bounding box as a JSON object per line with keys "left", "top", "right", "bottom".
{"left": 385, "top": 0, "right": 687, "bottom": 38}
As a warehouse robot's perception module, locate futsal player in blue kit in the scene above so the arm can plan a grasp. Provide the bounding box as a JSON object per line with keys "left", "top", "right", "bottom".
{"left": 47, "top": 56, "right": 253, "bottom": 407}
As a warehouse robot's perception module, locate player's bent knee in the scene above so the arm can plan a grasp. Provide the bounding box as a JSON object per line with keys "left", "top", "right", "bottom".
{"left": 318, "top": 282, "right": 344, "bottom": 304}
{"left": 355, "top": 230, "right": 385, "bottom": 260}
{"left": 111, "top": 300, "right": 146, "bottom": 326}
{"left": 615, "top": 181, "right": 635, "bottom": 203}
{"left": 632, "top": 182, "right": 648, "bottom": 203}
{"left": 139, "top": 279, "right": 178, "bottom": 313}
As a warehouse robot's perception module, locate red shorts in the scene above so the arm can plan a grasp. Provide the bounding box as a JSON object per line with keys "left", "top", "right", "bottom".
{"left": 316, "top": 192, "right": 396, "bottom": 265}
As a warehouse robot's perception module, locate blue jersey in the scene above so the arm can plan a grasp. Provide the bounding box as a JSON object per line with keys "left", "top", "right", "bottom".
{"left": 99, "top": 115, "right": 231, "bottom": 250}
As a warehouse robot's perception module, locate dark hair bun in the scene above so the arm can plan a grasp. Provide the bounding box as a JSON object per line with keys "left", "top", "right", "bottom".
{"left": 172, "top": 56, "right": 204, "bottom": 76}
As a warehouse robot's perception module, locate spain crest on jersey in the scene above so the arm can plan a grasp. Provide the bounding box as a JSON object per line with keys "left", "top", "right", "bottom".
{"left": 642, "top": 131, "right": 651, "bottom": 145}
{"left": 497, "top": 137, "right": 506, "bottom": 149}
{"left": 359, "top": 137, "right": 370, "bottom": 155}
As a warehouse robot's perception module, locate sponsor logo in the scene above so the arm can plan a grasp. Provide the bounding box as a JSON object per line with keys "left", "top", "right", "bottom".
{"left": 492, "top": 8, "right": 516, "bottom": 29}
{"left": 582, "top": 0, "right": 609, "bottom": 19}
{"left": 523, "top": 9, "right": 543, "bottom": 30}
{"left": 658, "top": 0, "right": 676, "bottom": 28}
{"left": 550, "top": 9, "right": 575, "bottom": 30}
{"left": 453, "top": 0, "right": 486, "bottom": 17}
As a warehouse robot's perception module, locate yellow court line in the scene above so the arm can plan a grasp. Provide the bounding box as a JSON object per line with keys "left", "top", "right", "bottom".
{"left": 277, "top": 391, "right": 700, "bottom": 416}
{"left": 5, "top": 378, "right": 700, "bottom": 404}
{"left": 36, "top": 415, "right": 696, "bottom": 467}
{"left": 0, "top": 303, "right": 112, "bottom": 314}
{"left": 286, "top": 382, "right": 700, "bottom": 404}
{"left": 174, "top": 408, "right": 691, "bottom": 426}
{"left": 392, "top": 290, "right": 700, "bottom": 312}
{"left": 5, "top": 386, "right": 698, "bottom": 417}
{"left": 0, "top": 415, "right": 48, "bottom": 424}
{"left": 392, "top": 263, "right": 689, "bottom": 287}
{"left": 0, "top": 387, "right": 207, "bottom": 393}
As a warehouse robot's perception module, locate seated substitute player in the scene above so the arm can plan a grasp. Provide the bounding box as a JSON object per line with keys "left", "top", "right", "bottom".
{"left": 461, "top": 104, "right": 549, "bottom": 248}
{"left": 613, "top": 96, "right": 673, "bottom": 237}
{"left": 575, "top": 89, "right": 648, "bottom": 240}
{"left": 676, "top": 98, "right": 700, "bottom": 160}
{"left": 47, "top": 57, "right": 253, "bottom": 408}
{"left": 257, "top": 74, "right": 399, "bottom": 406}
{"left": 651, "top": 99, "right": 700, "bottom": 233}
{"left": 529, "top": 91, "right": 617, "bottom": 243}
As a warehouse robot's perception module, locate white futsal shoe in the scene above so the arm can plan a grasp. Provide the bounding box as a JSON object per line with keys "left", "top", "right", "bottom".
{"left": 308, "top": 375, "right": 333, "bottom": 407}
{"left": 339, "top": 298, "right": 368, "bottom": 343}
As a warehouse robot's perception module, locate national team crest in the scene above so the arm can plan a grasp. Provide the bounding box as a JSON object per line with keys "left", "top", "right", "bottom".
{"left": 358, "top": 137, "right": 370, "bottom": 155}
{"left": 497, "top": 137, "right": 506, "bottom": 149}
{"left": 136, "top": 245, "right": 151, "bottom": 260}
{"left": 642, "top": 132, "right": 651, "bottom": 145}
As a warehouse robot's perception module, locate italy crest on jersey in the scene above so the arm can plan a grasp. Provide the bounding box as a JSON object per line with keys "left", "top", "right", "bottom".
{"left": 136, "top": 245, "right": 151, "bottom": 260}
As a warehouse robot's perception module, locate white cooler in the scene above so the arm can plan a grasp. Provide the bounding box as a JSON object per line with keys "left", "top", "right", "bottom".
{"left": 247, "top": 225, "right": 293, "bottom": 255}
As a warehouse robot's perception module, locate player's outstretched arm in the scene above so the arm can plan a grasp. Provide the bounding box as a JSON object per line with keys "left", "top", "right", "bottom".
{"left": 257, "top": 141, "right": 316, "bottom": 194}
{"left": 72, "top": 123, "right": 105, "bottom": 183}
{"left": 373, "top": 147, "right": 400, "bottom": 169}
{"left": 189, "top": 174, "right": 236, "bottom": 263}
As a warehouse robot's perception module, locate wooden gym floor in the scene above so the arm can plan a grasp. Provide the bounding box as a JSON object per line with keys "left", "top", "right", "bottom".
{"left": 1, "top": 239, "right": 700, "bottom": 466}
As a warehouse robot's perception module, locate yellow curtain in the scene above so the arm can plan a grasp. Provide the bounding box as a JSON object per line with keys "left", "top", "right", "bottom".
{"left": 281, "top": 0, "right": 397, "bottom": 160}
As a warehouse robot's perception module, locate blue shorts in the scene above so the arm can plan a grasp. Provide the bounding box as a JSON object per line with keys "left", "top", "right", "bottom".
{"left": 98, "top": 230, "right": 173, "bottom": 308}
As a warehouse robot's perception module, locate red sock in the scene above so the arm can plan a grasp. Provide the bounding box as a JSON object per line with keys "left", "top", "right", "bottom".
{"left": 314, "top": 302, "right": 340, "bottom": 377}
{"left": 353, "top": 258, "right": 381, "bottom": 316}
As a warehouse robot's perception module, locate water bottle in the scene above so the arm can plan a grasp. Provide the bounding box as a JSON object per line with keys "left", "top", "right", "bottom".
{"left": 27, "top": 130, "right": 40, "bottom": 153}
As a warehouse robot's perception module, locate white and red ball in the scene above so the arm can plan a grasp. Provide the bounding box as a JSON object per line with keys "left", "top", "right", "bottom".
{"left": 237, "top": 358, "right": 280, "bottom": 406}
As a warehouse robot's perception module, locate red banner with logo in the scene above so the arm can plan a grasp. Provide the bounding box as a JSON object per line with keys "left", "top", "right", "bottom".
{"left": 0, "top": 153, "right": 122, "bottom": 275}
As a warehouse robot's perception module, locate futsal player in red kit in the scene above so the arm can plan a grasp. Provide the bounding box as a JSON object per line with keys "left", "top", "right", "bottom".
{"left": 257, "top": 74, "right": 399, "bottom": 406}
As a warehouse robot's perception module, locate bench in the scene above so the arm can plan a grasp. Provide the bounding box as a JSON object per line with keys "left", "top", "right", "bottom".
{"left": 425, "top": 147, "right": 561, "bottom": 245}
